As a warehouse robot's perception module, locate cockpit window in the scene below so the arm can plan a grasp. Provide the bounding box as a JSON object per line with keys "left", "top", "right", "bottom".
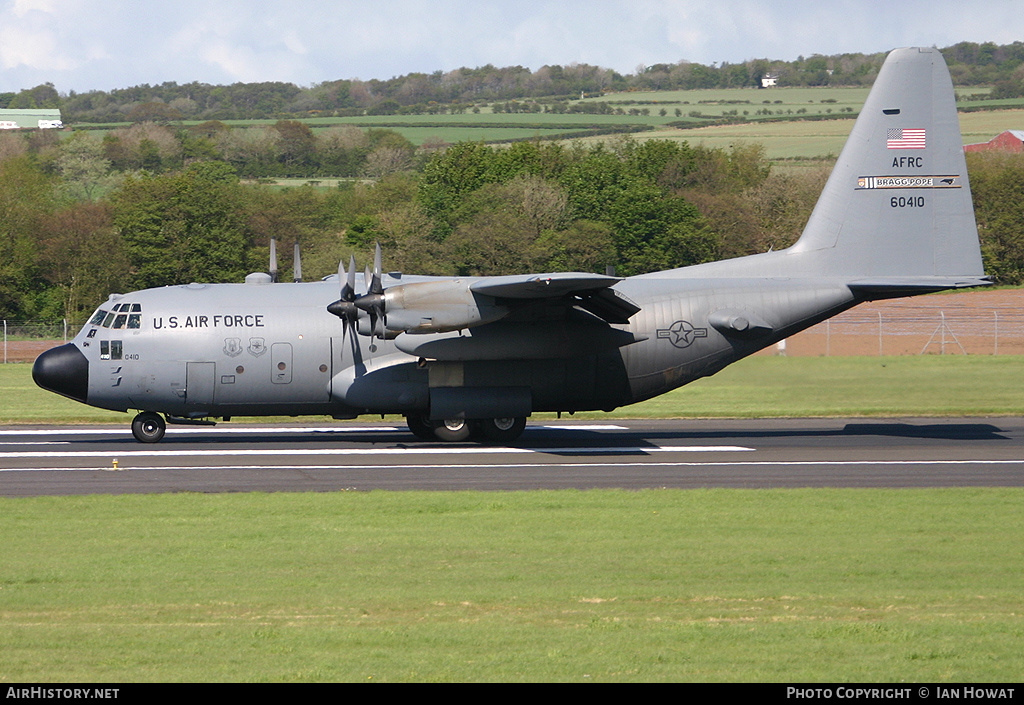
{"left": 87, "top": 303, "right": 142, "bottom": 332}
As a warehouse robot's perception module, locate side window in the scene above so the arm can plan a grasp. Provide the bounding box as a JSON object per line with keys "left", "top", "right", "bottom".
{"left": 100, "top": 341, "right": 123, "bottom": 360}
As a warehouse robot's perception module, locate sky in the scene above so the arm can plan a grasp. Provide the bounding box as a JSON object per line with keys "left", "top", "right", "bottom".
{"left": 2, "top": 0, "right": 1024, "bottom": 94}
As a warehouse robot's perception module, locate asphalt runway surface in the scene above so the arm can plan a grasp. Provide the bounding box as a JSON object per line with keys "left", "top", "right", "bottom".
{"left": 3, "top": 417, "right": 1024, "bottom": 496}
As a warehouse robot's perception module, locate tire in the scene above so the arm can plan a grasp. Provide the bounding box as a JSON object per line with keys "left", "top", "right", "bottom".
{"left": 479, "top": 417, "right": 527, "bottom": 443}
{"left": 405, "top": 415, "right": 436, "bottom": 441}
{"left": 433, "top": 418, "right": 473, "bottom": 442}
{"left": 132, "top": 412, "right": 166, "bottom": 443}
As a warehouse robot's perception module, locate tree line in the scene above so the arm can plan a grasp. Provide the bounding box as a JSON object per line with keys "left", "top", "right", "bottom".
{"left": 5, "top": 124, "right": 1024, "bottom": 327}
{"left": 0, "top": 120, "right": 419, "bottom": 180}
{"left": 4, "top": 41, "right": 1024, "bottom": 123}
{"left": 0, "top": 133, "right": 801, "bottom": 324}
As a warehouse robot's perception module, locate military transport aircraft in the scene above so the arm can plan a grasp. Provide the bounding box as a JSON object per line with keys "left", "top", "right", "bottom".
{"left": 33, "top": 47, "right": 989, "bottom": 443}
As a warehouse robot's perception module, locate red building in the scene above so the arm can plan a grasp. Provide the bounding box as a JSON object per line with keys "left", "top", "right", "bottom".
{"left": 964, "top": 129, "right": 1024, "bottom": 153}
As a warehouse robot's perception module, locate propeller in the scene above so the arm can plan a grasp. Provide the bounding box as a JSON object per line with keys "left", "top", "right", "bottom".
{"left": 293, "top": 242, "right": 303, "bottom": 283}
{"left": 327, "top": 255, "right": 359, "bottom": 340}
{"left": 354, "top": 243, "right": 386, "bottom": 338}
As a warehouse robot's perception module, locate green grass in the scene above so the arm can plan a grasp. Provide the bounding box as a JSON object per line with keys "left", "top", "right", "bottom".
{"left": 1, "top": 489, "right": 1021, "bottom": 682}
{"left": 596, "top": 355, "right": 1024, "bottom": 419}
{"left": 5, "top": 355, "right": 1024, "bottom": 425}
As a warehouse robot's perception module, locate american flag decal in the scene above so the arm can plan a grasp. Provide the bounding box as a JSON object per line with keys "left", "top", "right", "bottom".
{"left": 887, "top": 128, "right": 926, "bottom": 149}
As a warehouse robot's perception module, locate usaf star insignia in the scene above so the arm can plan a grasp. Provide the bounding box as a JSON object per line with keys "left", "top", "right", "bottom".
{"left": 657, "top": 320, "right": 708, "bottom": 348}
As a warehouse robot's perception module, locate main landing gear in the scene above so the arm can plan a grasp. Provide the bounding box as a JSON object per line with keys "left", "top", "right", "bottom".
{"left": 405, "top": 415, "right": 527, "bottom": 443}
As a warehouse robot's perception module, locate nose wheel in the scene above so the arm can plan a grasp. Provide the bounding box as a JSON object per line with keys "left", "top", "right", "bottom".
{"left": 131, "top": 411, "right": 166, "bottom": 443}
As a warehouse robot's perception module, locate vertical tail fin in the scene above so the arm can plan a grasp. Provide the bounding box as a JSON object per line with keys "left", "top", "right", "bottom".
{"left": 788, "top": 47, "right": 985, "bottom": 285}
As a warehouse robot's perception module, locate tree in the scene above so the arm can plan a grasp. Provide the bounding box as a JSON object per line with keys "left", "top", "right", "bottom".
{"left": 273, "top": 120, "right": 316, "bottom": 174}
{"left": 967, "top": 152, "right": 1024, "bottom": 284}
{"left": 111, "top": 162, "right": 252, "bottom": 289}
{"left": 38, "top": 202, "right": 128, "bottom": 322}
{"left": 0, "top": 157, "right": 57, "bottom": 318}
{"left": 363, "top": 146, "right": 413, "bottom": 178}
{"left": 103, "top": 122, "right": 182, "bottom": 172}
{"left": 56, "top": 132, "right": 120, "bottom": 202}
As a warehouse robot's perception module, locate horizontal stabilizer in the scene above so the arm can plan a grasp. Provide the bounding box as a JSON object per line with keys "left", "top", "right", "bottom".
{"left": 848, "top": 276, "right": 992, "bottom": 299}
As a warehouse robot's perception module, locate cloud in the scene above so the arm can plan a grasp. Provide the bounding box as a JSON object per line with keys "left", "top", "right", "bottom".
{"left": 0, "top": 2, "right": 78, "bottom": 72}
{"left": 1, "top": 0, "right": 1024, "bottom": 93}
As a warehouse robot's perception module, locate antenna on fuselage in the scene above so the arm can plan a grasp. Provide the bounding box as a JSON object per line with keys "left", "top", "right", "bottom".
{"left": 269, "top": 238, "right": 279, "bottom": 283}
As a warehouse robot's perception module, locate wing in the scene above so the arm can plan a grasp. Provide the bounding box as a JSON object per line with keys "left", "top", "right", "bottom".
{"left": 471, "top": 272, "right": 641, "bottom": 324}
{"left": 328, "top": 253, "right": 642, "bottom": 339}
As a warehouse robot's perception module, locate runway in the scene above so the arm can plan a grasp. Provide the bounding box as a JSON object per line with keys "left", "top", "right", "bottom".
{"left": 3, "top": 417, "right": 1024, "bottom": 496}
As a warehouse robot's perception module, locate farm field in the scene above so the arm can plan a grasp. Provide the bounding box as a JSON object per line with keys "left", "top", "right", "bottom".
{"left": 315, "top": 101, "right": 1024, "bottom": 159}
{"left": 577, "top": 108, "right": 1024, "bottom": 160}
{"left": 79, "top": 86, "right": 1024, "bottom": 158}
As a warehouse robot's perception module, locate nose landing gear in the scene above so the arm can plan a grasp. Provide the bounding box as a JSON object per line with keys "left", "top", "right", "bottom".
{"left": 131, "top": 411, "right": 166, "bottom": 443}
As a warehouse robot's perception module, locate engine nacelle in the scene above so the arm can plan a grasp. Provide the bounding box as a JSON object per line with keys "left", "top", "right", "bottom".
{"left": 382, "top": 280, "right": 508, "bottom": 334}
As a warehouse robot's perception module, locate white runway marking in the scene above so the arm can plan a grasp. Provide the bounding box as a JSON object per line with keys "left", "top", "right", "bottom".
{"left": 5, "top": 459, "right": 1024, "bottom": 474}
{"left": 0, "top": 445, "right": 753, "bottom": 462}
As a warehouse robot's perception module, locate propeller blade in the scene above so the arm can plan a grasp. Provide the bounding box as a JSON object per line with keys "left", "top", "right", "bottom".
{"left": 369, "top": 242, "right": 383, "bottom": 295}
{"left": 293, "top": 243, "right": 302, "bottom": 283}
{"left": 339, "top": 256, "right": 356, "bottom": 302}
{"left": 269, "top": 238, "right": 279, "bottom": 283}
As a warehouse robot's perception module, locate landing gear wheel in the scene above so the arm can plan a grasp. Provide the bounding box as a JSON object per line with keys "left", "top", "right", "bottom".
{"left": 433, "top": 418, "right": 473, "bottom": 442}
{"left": 479, "top": 417, "right": 527, "bottom": 443}
{"left": 132, "top": 411, "right": 166, "bottom": 443}
{"left": 405, "top": 415, "right": 436, "bottom": 441}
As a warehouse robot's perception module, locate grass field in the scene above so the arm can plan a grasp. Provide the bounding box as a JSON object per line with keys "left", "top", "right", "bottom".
{"left": 1, "top": 489, "right": 1021, "bottom": 682}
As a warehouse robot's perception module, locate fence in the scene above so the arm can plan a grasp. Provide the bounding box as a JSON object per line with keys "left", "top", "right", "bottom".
{"left": 2, "top": 320, "right": 68, "bottom": 363}
{"left": 770, "top": 308, "right": 1024, "bottom": 357}
{"left": 761, "top": 289, "right": 1024, "bottom": 357}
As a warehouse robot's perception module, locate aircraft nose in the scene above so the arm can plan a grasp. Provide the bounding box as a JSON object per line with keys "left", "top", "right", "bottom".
{"left": 32, "top": 343, "right": 89, "bottom": 404}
